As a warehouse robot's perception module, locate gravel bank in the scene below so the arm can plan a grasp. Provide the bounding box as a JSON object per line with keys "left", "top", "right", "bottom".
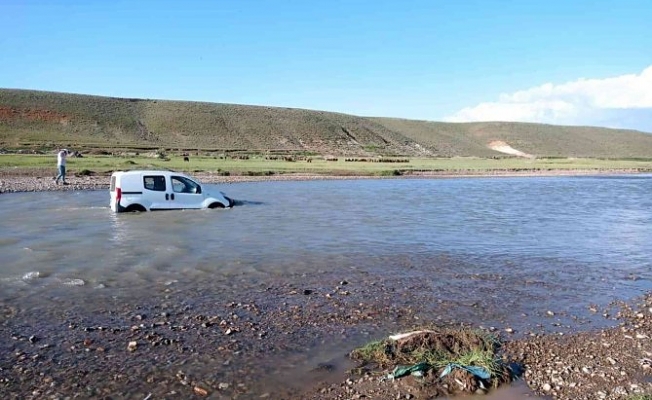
{"left": 4, "top": 274, "right": 652, "bottom": 400}
{"left": 305, "top": 295, "right": 652, "bottom": 400}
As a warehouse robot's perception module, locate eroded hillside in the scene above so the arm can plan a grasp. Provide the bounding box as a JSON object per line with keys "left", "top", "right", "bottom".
{"left": 2, "top": 89, "right": 652, "bottom": 158}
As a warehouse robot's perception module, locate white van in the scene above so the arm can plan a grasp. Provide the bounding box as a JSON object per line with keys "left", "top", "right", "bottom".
{"left": 109, "top": 170, "right": 233, "bottom": 212}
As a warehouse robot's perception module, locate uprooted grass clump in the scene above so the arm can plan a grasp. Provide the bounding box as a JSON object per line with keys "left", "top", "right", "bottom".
{"left": 350, "top": 327, "right": 514, "bottom": 397}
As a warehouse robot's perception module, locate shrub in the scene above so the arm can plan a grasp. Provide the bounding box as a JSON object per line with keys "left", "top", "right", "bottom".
{"left": 379, "top": 169, "right": 403, "bottom": 176}
{"left": 77, "top": 169, "right": 94, "bottom": 176}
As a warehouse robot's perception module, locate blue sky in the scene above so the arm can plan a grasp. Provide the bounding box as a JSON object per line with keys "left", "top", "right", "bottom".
{"left": 2, "top": 0, "right": 651, "bottom": 131}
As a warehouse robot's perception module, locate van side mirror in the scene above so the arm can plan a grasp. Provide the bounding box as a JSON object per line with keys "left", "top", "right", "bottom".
{"left": 196, "top": 185, "right": 201, "bottom": 194}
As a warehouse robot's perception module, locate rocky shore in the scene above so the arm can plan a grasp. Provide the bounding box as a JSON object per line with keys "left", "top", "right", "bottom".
{"left": 0, "top": 175, "right": 109, "bottom": 194}
{"left": 3, "top": 271, "right": 652, "bottom": 400}
{"left": 305, "top": 294, "right": 652, "bottom": 400}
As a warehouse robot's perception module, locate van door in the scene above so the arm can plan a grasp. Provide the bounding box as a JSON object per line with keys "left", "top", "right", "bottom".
{"left": 170, "top": 175, "right": 204, "bottom": 209}
{"left": 143, "top": 175, "right": 169, "bottom": 210}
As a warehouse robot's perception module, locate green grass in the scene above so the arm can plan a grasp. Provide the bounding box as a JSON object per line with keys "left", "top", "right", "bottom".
{"left": 350, "top": 340, "right": 388, "bottom": 363}
{"left": 2, "top": 154, "right": 652, "bottom": 177}
{"left": 628, "top": 395, "right": 652, "bottom": 400}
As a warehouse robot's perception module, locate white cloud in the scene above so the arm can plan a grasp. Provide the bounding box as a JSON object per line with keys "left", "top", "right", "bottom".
{"left": 445, "top": 65, "right": 652, "bottom": 132}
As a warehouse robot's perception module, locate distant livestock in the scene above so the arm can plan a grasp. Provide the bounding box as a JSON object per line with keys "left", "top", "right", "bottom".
{"left": 344, "top": 158, "right": 409, "bottom": 163}
{"left": 183, "top": 156, "right": 190, "bottom": 162}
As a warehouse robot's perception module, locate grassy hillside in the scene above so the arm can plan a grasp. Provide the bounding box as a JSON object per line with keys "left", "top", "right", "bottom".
{"left": 371, "top": 118, "right": 652, "bottom": 158}
{"left": 2, "top": 88, "right": 652, "bottom": 159}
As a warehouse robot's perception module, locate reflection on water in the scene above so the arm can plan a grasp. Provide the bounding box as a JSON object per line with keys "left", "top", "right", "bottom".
{"left": 2, "top": 176, "right": 652, "bottom": 328}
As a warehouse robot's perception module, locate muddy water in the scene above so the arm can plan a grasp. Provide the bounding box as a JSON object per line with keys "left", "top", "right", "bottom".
{"left": 3, "top": 176, "right": 652, "bottom": 314}
{"left": 2, "top": 175, "right": 652, "bottom": 397}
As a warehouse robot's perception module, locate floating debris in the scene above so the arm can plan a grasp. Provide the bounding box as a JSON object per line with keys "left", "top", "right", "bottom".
{"left": 22, "top": 271, "right": 41, "bottom": 280}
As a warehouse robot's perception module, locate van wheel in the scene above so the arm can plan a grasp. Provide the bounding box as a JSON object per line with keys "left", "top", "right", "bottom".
{"left": 208, "top": 202, "right": 225, "bottom": 209}
{"left": 124, "top": 204, "right": 147, "bottom": 212}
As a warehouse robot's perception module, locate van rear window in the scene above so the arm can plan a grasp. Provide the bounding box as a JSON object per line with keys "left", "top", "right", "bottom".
{"left": 143, "top": 176, "right": 166, "bottom": 191}
{"left": 110, "top": 176, "right": 116, "bottom": 192}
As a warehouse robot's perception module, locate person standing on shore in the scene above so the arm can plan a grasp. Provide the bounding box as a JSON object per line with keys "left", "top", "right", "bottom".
{"left": 54, "top": 148, "right": 71, "bottom": 185}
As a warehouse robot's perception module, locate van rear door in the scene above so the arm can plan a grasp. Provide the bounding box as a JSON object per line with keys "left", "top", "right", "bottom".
{"left": 109, "top": 174, "right": 119, "bottom": 211}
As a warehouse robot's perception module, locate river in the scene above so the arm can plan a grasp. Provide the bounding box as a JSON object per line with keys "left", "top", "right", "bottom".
{"left": 2, "top": 175, "right": 652, "bottom": 398}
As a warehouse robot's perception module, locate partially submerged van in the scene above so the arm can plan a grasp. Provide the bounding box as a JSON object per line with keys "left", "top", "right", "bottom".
{"left": 110, "top": 170, "right": 233, "bottom": 212}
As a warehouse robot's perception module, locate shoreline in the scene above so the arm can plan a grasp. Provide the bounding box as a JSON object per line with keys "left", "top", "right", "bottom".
{"left": 1, "top": 168, "right": 648, "bottom": 194}
{"left": 3, "top": 169, "right": 652, "bottom": 398}
{"left": 3, "top": 270, "right": 652, "bottom": 400}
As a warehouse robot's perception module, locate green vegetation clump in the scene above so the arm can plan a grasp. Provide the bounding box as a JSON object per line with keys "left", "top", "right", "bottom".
{"left": 243, "top": 170, "right": 275, "bottom": 176}
{"left": 378, "top": 169, "right": 403, "bottom": 176}
{"left": 351, "top": 328, "right": 501, "bottom": 373}
{"left": 154, "top": 150, "right": 169, "bottom": 161}
{"left": 350, "top": 328, "right": 512, "bottom": 394}
{"left": 76, "top": 169, "right": 94, "bottom": 176}
{"left": 363, "top": 144, "right": 380, "bottom": 152}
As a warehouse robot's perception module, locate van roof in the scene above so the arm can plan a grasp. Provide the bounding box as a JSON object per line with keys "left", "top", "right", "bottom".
{"left": 112, "top": 170, "right": 178, "bottom": 176}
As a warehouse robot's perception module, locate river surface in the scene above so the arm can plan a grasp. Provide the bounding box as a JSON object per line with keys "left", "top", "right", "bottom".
{"left": 2, "top": 175, "right": 652, "bottom": 397}
{"left": 3, "top": 176, "right": 652, "bottom": 309}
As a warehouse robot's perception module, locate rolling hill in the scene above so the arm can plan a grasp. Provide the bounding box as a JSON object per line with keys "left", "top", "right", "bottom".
{"left": 2, "top": 88, "right": 652, "bottom": 159}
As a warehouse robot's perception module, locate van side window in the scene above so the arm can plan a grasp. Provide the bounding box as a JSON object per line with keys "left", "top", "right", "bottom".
{"left": 144, "top": 176, "right": 166, "bottom": 191}
{"left": 171, "top": 176, "right": 200, "bottom": 194}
